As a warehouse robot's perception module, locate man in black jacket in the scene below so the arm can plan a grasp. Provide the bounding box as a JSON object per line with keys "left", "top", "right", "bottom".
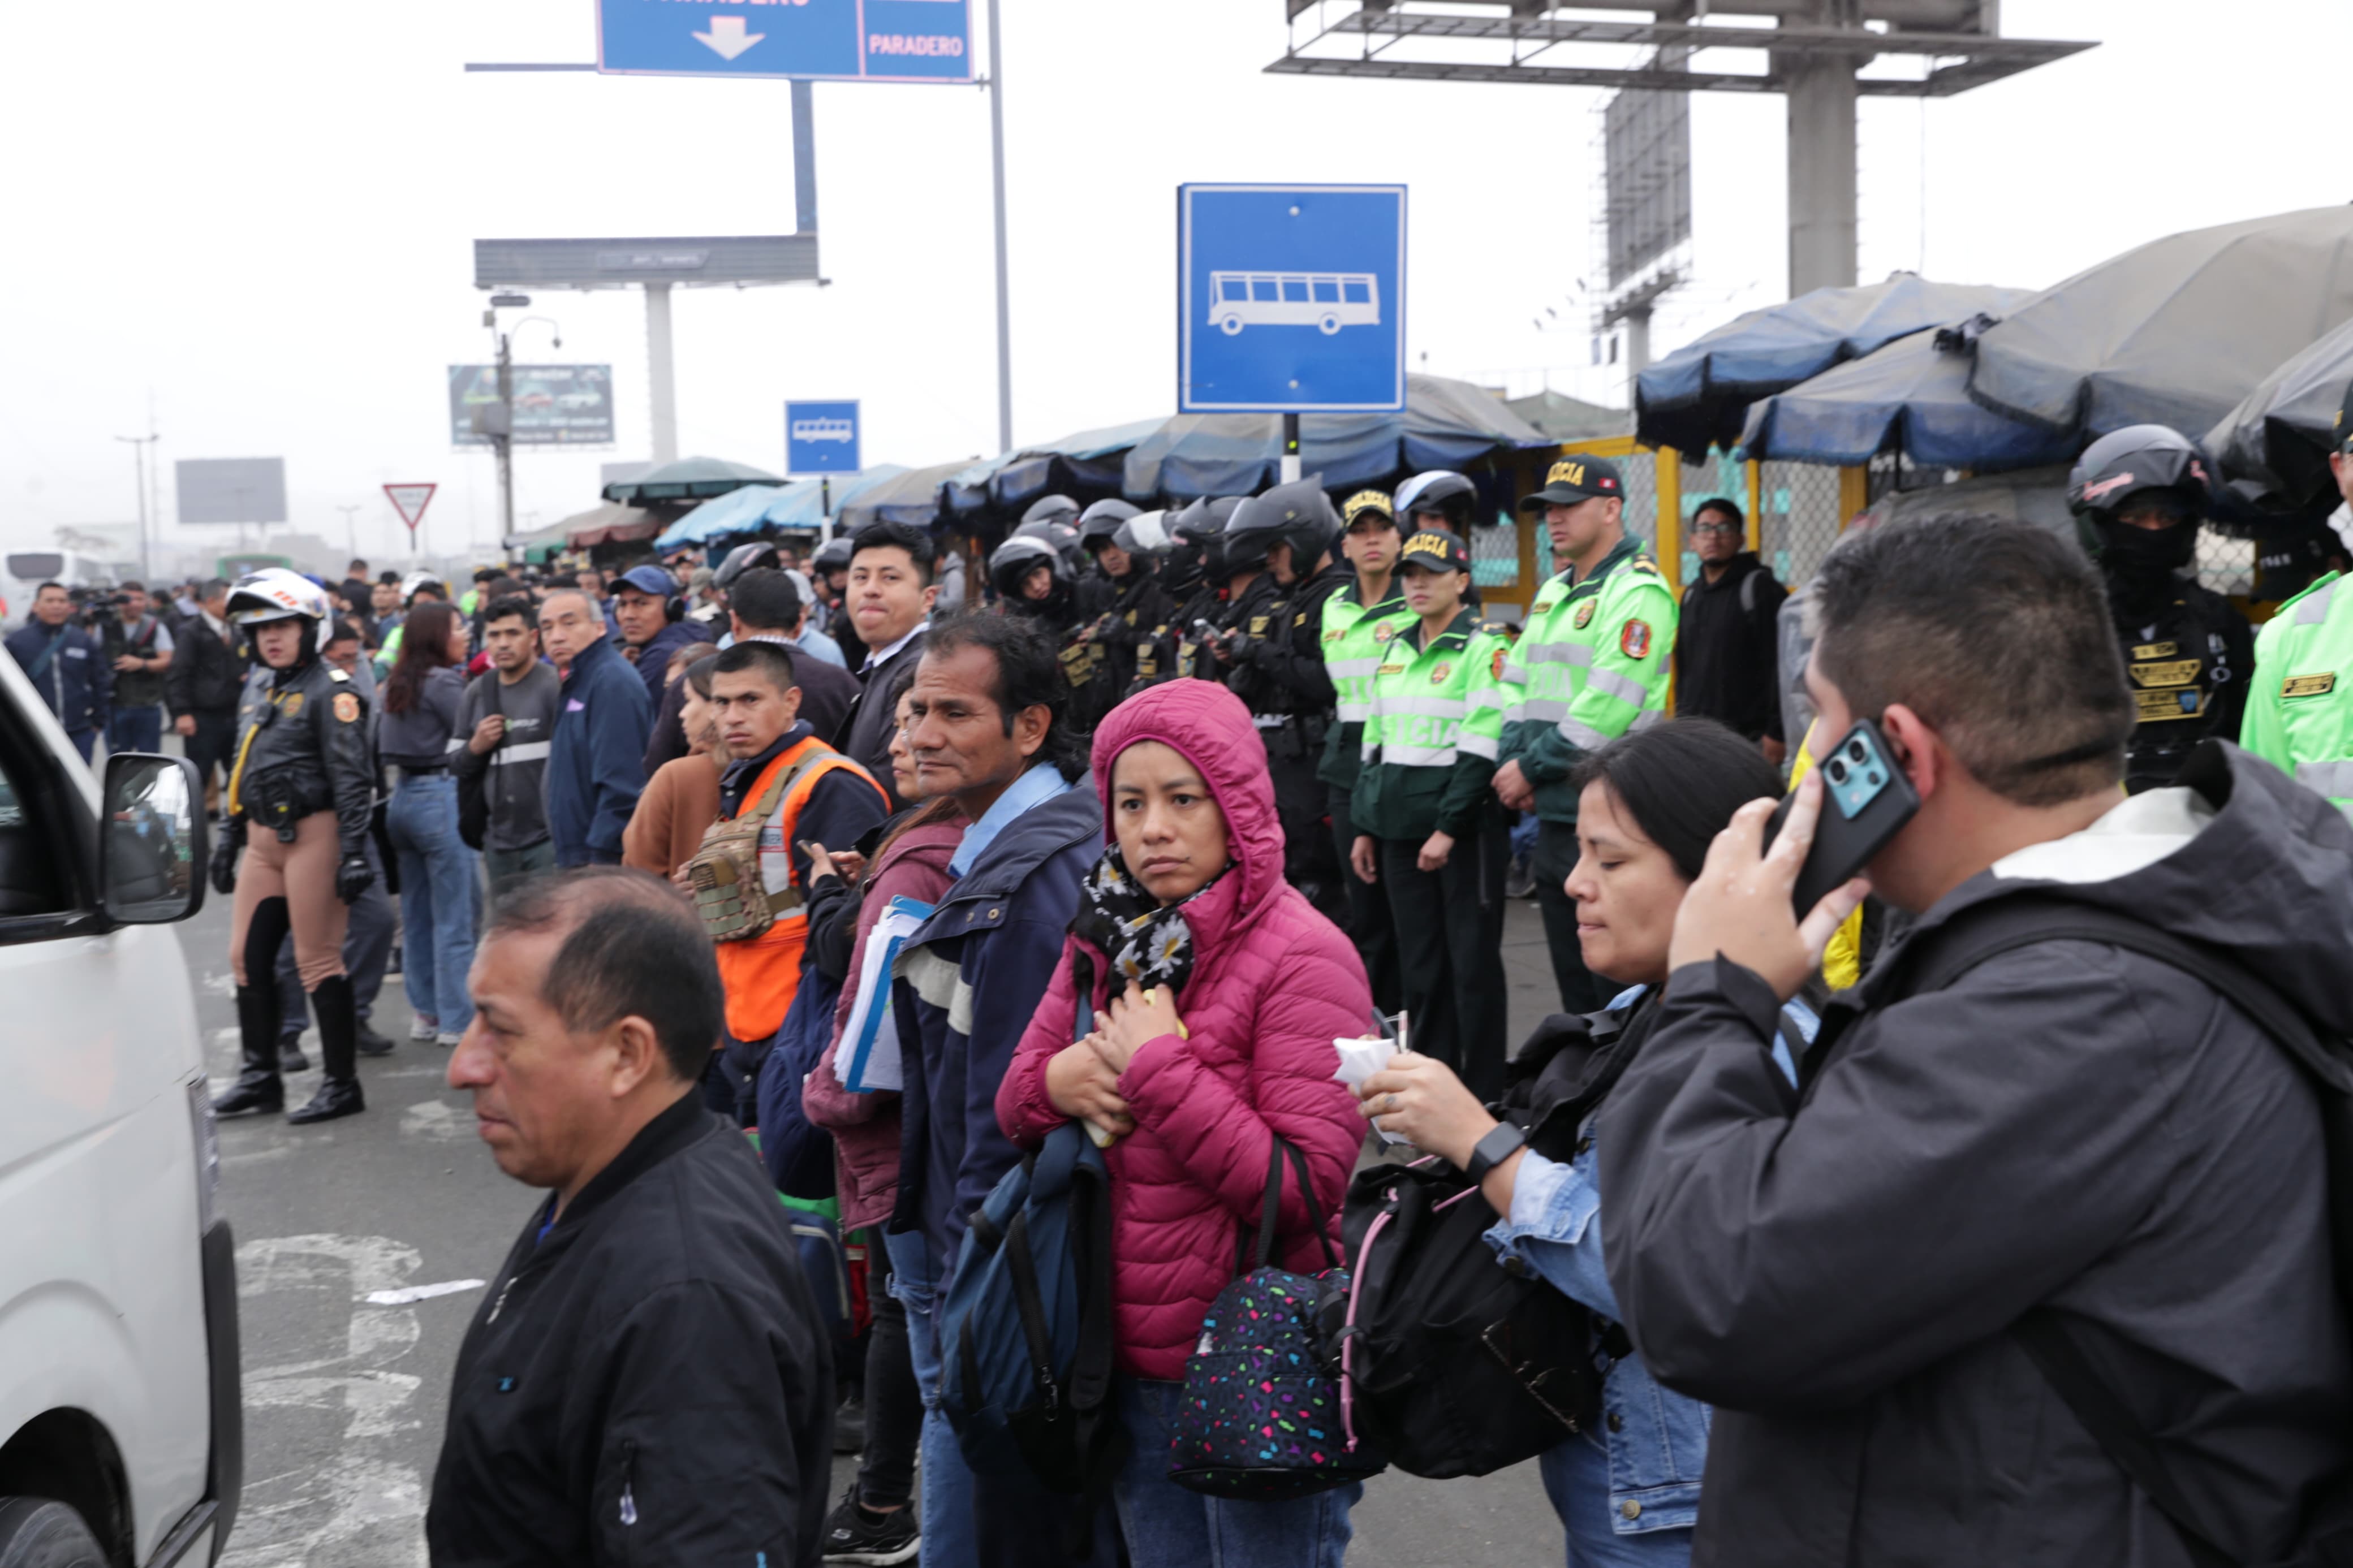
{"left": 430, "top": 869, "right": 832, "bottom": 1567}
{"left": 1599, "top": 515, "right": 2353, "bottom": 1567}
{"left": 166, "top": 578, "right": 244, "bottom": 809}
{"left": 837, "top": 522, "right": 938, "bottom": 809}
{"left": 1671, "top": 497, "right": 1786, "bottom": 763}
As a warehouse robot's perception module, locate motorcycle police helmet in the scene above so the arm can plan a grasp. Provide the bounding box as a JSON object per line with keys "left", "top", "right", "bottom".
{"left": 1222, "top": 476, "right": 1340, "bottom": 577}
{"left": 1011, "top": 517, "right": 1085, "bottom": 573}
{"left": 1076, "top": 498, "right": 1142, "bottom": 552}
{"left": 713, "top": 540, "right": 783, "bottom": 590}
{"left": 989, "top": 534, "right": 1068, "bottom": 603}
{"left": 227, "top": 568, "right": 333, "bottom": 628}
{"left": 1394, "top": 470, "right": 1480, "bottom": 531}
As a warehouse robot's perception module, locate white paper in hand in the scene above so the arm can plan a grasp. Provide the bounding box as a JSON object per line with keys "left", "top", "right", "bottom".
{"left": 1333, "top": 1031, "right": 1411, "bottom": 1145}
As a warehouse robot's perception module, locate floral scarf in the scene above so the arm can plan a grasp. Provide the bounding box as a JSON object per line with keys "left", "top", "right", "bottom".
{"left": 1071, "top": 843, "right": 1231, "bottom": 1002}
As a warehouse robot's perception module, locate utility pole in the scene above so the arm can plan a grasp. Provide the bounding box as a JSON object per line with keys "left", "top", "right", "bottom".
{"left": 113, "top": 433, "right": 158, "bottom": 579}
{"left": 495, "top": 323, "right": 516, "bottom": 546}
{"left": 986, "top": 0, "right": 1012, "bottom": 455}
{"left": 337, "top": 504, "right": 363, "bottom": 563}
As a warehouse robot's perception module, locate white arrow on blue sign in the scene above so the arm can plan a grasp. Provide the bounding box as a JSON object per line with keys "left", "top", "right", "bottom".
{"left": 597, "top": 0, "right": 973, "bottom": 83}
{"left": 787, "top": 400, "right": 861, "bottom": 474}
{"left": 1178, "top": 184, "right": 1407, "bottom": 414}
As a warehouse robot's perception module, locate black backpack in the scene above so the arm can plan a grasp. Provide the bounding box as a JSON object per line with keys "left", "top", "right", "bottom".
{"left": 1328, "top": 1005, "right": 1650, "bottom": 1478}
{"left": 1878, "top": 896, "right": 2353, "bottom": 1568}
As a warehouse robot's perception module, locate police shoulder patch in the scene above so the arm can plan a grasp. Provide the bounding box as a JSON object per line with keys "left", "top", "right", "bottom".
{"left": 1628, "top": 555, "right": 1661, "bottom": 577}
{"left": 1491, "top": 646, "right": 1509, "bottom": 680}
{"left": 1249, "top": 615, "right": 1270, "bottom": 635}
{"left": 1572, "top": 600, "right": 1598, "bottom": 630}
{"left": 2283, "top": 672, "right": 2338, "bottom": 698}
{"left": 331, "top": 692, "right": 361, "bottom": 723}
{"left": 1621, "top": 619, "right": 1654, "bottom": 659}
{"left": 1322, "top": 629, "right": 1343, "bottom": 644}
{"left": 1293, "top": 612, "right": 1307, "bottom": 627}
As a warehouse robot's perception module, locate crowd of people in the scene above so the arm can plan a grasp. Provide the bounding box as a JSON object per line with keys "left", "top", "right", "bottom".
{"left": 25, "top": 398, "right": 2353, "bottom": 1566}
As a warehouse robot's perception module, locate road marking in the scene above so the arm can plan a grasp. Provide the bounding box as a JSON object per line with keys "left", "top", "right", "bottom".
{"left": 363, "top": 1279, "right": 485, "bottom": 1306}
{"left": 399, "top": 1100, "right": 472, "bottom": 1142}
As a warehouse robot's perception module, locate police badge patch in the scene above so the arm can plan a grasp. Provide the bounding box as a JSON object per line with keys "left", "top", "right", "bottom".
{"left": 281, "top": 693, "right": 304, "bottom": 718}
{"left": 331, "top": 692, "right": 360, "bottom": 723}
{"left": 1430, "top": 663, "right": 1451, "bottom": 686}
{"left": 1491, "top": 646, "right": 1509, "bottom": 680}
{"left": 1572, "top": 601, "right": 1597, "bottom": 630}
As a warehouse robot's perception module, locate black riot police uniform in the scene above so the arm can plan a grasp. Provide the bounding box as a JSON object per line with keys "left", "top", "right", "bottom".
{"left": 2067, "top": 424, "right": 2256, "bottom": 794}
{"left": 211, "top": 577, "right": 379, "bottom": 1125}
{"left": 1221, "top": 479, "right": 1355, "bottom": 921}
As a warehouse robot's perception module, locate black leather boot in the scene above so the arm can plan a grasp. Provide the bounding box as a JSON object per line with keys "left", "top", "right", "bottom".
{"left": 288, "top": 975, "right": 366, "bottom": 1126}
{"left": 213, "top": 984, "right": 285, "bottom": 1117}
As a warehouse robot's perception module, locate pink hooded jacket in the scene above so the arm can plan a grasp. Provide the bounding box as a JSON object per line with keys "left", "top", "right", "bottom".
{"left": 803, "top": 811, "right": 967, "bottom": 1232}
{"left": 996, "top": 681, "right": 1372, "bottom": 1380}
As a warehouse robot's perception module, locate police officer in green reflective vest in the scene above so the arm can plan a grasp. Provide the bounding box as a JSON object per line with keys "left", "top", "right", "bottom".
{"left": 1319, "top": 488, "right": 1415, "bottom": 1015}
{"left": 1493, "top": 455, "right": 1678, "bottom": 1013}
{"left": 2243, "top": 379, "right": 2353, "bottom": 816}
{"left": 1350, "top": 526, "right": 1513, "bottom": 1098}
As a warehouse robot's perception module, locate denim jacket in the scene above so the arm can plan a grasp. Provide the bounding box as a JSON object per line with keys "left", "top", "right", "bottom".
{"left": 1483, "top": 987, "right": 1818, "bottom": 1535}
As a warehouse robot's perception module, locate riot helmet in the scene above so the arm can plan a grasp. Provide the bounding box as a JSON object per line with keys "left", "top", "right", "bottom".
{"left": 1077, "top": 498, "right": 1141, "bottom": 551}
{"left": 1222, "top": 477, "right": 1340, "bottom": 585}
{"left": 1394, "top": 470, "right": 1480, "bottom": 532}
{"left": 714, "top": 541, "right": 783, "bottom": 590}
{"left": 812, "top": 536, "right": 854, "bottom": 577}
{"left": 988, "top": 535, "right": 1070, "bottom": 616}
{"left": 2068, "top": 425, "right": 2212, "bottom": 615}
{"left": 1112, "top": 510, "right": 1172, "bottom": 558}
{"left": 1019, "top": 494, "right": 1082, "bottom": 529}
{"left": 1011, "top": 516, "right": 1085, "bottom": 575}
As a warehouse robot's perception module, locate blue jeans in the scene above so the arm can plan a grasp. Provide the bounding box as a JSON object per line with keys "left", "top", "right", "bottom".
{"left": 387, "top": 775, "right": 480, "bottom": 1036}
{"left": 1540, "top": 1431, "right": 1693, "bottom": 1568}
{"left": 109, "top": 705, "right": 163, "bottom": 755}
{"left": 1111, "top": 1377, "right": 1356, "bottom": 1568}
{"left": 885, "top": 1228, "right": 977, "bottom": 1568}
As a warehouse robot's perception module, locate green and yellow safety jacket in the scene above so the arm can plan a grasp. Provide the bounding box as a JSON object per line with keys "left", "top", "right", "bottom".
{"left": 1497, "top": 533, "right": 1678, "bottom": 823}
{"left": 1350, "top": 607, "right": 1512, "bottom": 843}
{"left": 2242, "top": 569, "right": 2353, "bottom": 817}
{"left": 1317, "top": 577, "right": 1415, "bottom": 793}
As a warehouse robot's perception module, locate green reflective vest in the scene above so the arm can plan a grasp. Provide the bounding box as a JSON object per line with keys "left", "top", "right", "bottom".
{"left": 1351, "top": 607, "right": 1511, "bottom": 841}
{"left": 2243, "top": 570, "right": 2353, "bottom": 817}
{"left": 1317, "top": 578, "right": 1415, "bottom": 791}
{"left": 1497, "top": 534, "right": 1678, "bottom": 823}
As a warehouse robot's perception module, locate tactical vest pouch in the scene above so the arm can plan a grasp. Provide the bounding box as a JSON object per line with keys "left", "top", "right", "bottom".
{"left": 686, "top": 750, "right": 826, "bottom": 944}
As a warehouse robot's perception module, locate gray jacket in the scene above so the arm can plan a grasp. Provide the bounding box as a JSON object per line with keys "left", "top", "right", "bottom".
{"left": 1600, "top": 745, "right": 2353, "bottom": 1567}
{"left": 449, "top": 662, "right": 558, "bottom": 852}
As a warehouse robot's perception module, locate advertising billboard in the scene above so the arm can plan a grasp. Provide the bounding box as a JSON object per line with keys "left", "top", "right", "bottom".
{"left": 448, "top": 364, "right": 615, "bottom": 447}
{"left": 175, "top": 457, "right": 288, "bottom": 525}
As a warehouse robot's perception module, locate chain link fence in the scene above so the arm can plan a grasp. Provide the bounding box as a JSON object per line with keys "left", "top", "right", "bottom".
{"left": 2196, "top": 530, "right": 2257, "bottom": 597}
{"left": 1759, "top": 461, "right": 1850, "bottom": 588}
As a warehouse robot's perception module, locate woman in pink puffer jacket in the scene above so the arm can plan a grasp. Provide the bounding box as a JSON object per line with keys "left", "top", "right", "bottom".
{"left": 997, "top": 679, "right": 1372, "bottom": 1568}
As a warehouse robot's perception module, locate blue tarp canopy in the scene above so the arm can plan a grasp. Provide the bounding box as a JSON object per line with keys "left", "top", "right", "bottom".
{"left": 1737, "top": 330, "right": 2076, "bottom": 470}
{"left": 945, "top": 418, "right": 1167, "bottom": 513}
{"left": 834, "top": 460, "right": 978, "bottom": 533}
{"left": 654, "top": 465, "right": 910, "bottom": 552}
{"left": 1637, "top": 275, "right": 2031, "bottom": 455}
{"left": 1121, "top": 375, "right": 1549, "bottom": 500}
{"left": 1968, "top": 204, "right": 2353, "bottom": 443}
{"left": 2207, "top": 315, "right": 2353, "bottom": 515}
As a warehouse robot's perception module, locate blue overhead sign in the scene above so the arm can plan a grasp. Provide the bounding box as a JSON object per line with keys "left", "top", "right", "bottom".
{"left": 597, "top": 0, "right": 972, "bottom": 83}
{"left": 787, "top": 400, "right": 861, "bottom": 474}
{"left": 1178, "top": 184, "right": 1407, "bottom": 414}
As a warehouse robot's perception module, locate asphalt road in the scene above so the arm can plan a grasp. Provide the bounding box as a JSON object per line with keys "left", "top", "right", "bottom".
{"left": 191, "top": 877, "right": 1567, "bottom": 1567}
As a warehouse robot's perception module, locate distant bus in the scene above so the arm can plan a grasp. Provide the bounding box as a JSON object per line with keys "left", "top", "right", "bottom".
{"left": 1, "top": 551, "right": 113, "bottom": 628}
{"left": 1207, "top": 271, "right": 1380, "bottom": 336}
{"left": 216, "top": 552, "right": 295, "bottom": 581}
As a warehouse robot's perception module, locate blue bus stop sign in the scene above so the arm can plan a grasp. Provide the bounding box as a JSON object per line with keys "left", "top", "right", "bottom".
{"left": 1178, "top": 184, "right": 1407, "bottom": 414}
{"left": 787, "top": 401, "right": 861, "bottom": 474}
{"left": 597, "top": 0, "right": 972, "bottom": 82}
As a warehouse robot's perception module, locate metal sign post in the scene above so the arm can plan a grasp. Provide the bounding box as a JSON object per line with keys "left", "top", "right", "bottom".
{"left": 1177, "top": 184, "right": 1408, "bottom": 420}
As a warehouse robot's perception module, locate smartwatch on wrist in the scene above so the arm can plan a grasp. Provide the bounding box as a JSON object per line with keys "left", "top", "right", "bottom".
{"left": 1463, "top": 1122, "right": 1527, "bottom": 1182}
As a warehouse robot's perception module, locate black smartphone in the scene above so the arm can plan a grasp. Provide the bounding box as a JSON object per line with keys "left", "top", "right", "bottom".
{"left": 1762, "top": 718, "right": 1920, "bottom": 914}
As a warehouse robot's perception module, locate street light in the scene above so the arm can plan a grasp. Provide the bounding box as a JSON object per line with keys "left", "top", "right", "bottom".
{"left": 479, "top": 304, "right": 563, "bottom": 548}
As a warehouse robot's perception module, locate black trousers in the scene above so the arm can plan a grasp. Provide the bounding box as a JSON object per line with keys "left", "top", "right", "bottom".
{"left": 1380, "top": 827, "right": 1510, "bottom": 1102}
{"left": 1330, "top": 784, "right": 1401, "bottom": 1017}
{"left": 187, "top": 709, "right": 237, "bottom": 795}
{"left": 1270, "top": 744, "right": 1344, "bottom": 926}
{"left": 857, "top": 1258, "right": 921, "bottom": 1510}
{"left": 1533, "top": 818, "right": 1609, "bottom": 1016}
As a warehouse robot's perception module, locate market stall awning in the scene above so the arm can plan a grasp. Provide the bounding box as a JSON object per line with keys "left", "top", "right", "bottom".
{"left": 1737, "top": 330, "right": 2076, "bottom": 471}
{"left": 833, "top": 460, "right": 975, "bottom": 533}
{"left": 600, "top": 455, "right": 784, "bottom": 505}
{"left": 945, "top": 419, "right": 1167, "bottom": 514}
{"left": 1121, "top": 375, "right": 1550, "bottom": 500}
{"left": 653, "top": 466, "right": 911, "bottom": 552}
{"left": 1505, "top": 388, "right": 1632, "bottom": 443}
{"left": 2206, "top": 315, "right": 2353, "bottom": 516}
{"left": 559, "top": 501, "right": 663, "bottom": 550}
{"left": 1967, "top": 204, "right": 2353, "bottom": 442}
{"left": 1637, "top": 275, "right": 2030, "bottom": 453}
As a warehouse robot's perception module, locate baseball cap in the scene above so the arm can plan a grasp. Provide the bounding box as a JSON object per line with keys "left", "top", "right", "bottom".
{"left": 1518, "top": 455, "right": 1624, "bottom": 512}
{"left": 1397, "top": 526, "right": 1471, "bottom": 574}
{"left": 1341, "top": 490, "right": 1397, "bottom": 529}
{"left": 615, "top": 564, "right": 676, "bottom": 597}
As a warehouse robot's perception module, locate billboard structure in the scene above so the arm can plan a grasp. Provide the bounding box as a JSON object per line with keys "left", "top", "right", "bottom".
{"left": 175, "top": 458, "right": 287, "bottom": 526}
{"left": 449, "top": 364, "right": 615, "bottom": 447}
{"left": 1604, "top": 83, "right": 1690, "bottom": 291}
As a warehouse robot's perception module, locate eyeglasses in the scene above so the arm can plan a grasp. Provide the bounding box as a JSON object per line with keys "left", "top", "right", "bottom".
{"left": 1690, "top": 521, "right": 1743, "bottom": 537}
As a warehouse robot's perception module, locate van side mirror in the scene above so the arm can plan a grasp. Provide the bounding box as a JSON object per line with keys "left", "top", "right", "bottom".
{"left": 101, "top": 753, "right": 208, "bottom": 924}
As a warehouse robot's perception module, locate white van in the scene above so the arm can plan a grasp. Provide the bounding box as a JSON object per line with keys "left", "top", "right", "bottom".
{"left": 0, "top": 652, "right": 238, "bottom": 1565}
{"left": 0, "top": 553, "right": 114, "bottom": 630}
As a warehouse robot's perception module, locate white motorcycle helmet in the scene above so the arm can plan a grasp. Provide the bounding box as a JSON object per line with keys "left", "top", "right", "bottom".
{"left": 225, "top": 568, "right": 333, "bottom": 628}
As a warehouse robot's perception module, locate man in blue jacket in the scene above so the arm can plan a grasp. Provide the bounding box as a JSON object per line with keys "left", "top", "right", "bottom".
{"left": 611, "top": 563, "right": 715, "bottom": 710}
{"left": 539, "top": 589, "right": 651, "bottom": 867}
{"left": 887, "top": 612, "right": 1101, "bottom": 1568}
{"left": 6, "top": 582, "right": 111, "bottom": 760}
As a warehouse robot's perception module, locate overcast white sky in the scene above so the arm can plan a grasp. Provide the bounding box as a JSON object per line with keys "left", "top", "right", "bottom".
{"left": 1, "top": 0, "right": 2345, "bottom": 566}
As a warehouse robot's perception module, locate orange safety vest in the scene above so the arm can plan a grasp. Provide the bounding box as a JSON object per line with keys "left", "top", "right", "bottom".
{"left": 714, "top": 735, "right": 889, "bottom": 1043}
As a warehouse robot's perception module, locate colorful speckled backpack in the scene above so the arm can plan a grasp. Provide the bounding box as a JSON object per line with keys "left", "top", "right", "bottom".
{"left": 1166, "top": 1138, "right": 1387, "bottom": 1500}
